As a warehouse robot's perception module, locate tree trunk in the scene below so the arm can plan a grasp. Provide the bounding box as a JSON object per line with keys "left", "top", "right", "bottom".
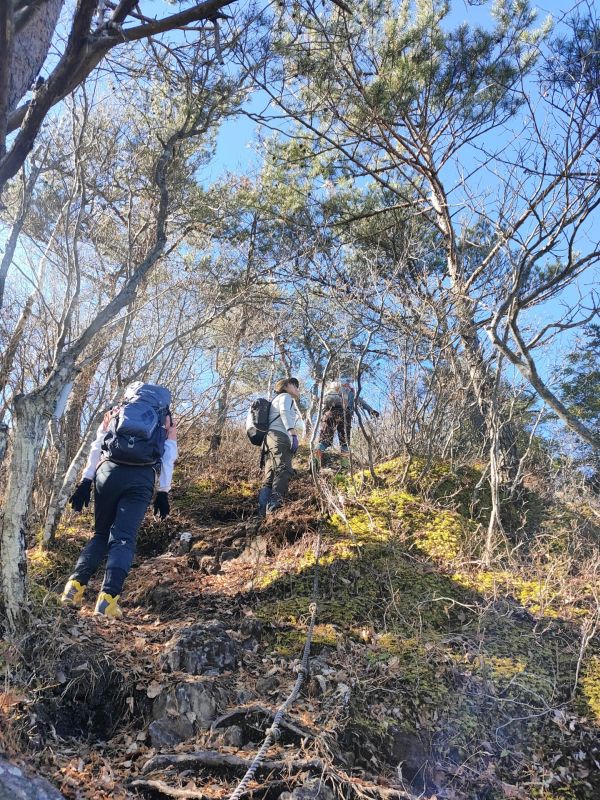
{"left": 209, "top": 381, "right": 232, "bottom": 453}
{"left": 430, "top": 177, "right": 520, "bottom": 487}
{"left": 9, "top": 0, "right": 65, "bottom": 113}
{"left": 41, "top": 358, "right": 101, "bottom": 546}
{"left": 209, "top": 307, "right": 249, "bottom": 453}
{"left": 0, "top": 294, "right": 35, "bottom": 412}
{"left": 454, "top": 307, "right": 520, "bottom": 484}
{"left": 483, "top": 428, "right": 504, "bottom": 567}
{"left": 0, "top": 391, "right": 50, "bottom": 629}
{"left": 41, "top": 419, "right": 98, "bottom": 547}
{"left": 0, "top": 422, "right": 8, "bottom": 465}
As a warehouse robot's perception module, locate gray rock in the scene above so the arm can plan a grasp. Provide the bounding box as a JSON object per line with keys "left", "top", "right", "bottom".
{"left": 219, "top": 548, "right": 239, "bottom": 563}
{"left": 153, "top": 680, "right": 222, "bottom": 728}
{"left": 148, "top": 716, "right": 194, "bottom": 748}
{"left": 199, "top": 556, "right": 220, "bottom": 574}
{"left": 237, "top": 535, "right": 268, "bottom": 564}
{"left": 308, "top": 656, "right": 333, "bottom": 676}
{"left": 256, "top": 674, "right": 280, "bottom": 694}
{"left": 240, "top": 618, "right": 263, "bottom": 639}
{"left": 236, "top": 688, "right": 257, "bottom": 704}
{"left": 148, "top": 583, "right": 175, "bottom": 610}
{"left": 161, "top": 622, "right": 238, "bottom": 675}
{"left": 386, "top": 725, "right": 429, "bottom": 785}
{"left": 174, "top": 531, "right": 193, "bottom": 554}
{"left": 240, "top": 618, "right": 263, "bottom": 652}
{"left": 0, "top": 758, "right": 66, "bottom": 800}
{"left": 279, "top": 778, "right": 334, "bottom": 800}
{"left": 220, "top": 725, "right": 244, "bottom": 748}
{"left": 149, "top": 679, "right": 224, "bottom": 747}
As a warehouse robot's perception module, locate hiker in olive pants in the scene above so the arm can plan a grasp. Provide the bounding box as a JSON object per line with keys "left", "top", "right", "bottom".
{"left": 263, "top": 430, "right": 295, "bottom": 510}
{"left": 259, "top": 377, "right": 304, "bottom": 515}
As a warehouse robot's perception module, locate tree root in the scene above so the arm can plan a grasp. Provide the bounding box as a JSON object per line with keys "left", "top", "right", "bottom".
{"left": 129, "top": 779, "right": 207, "bottom": 799}
{"left": 129, "top": 778, "right": 291, "bottom": 800}
{"left": 212, "top": 703, "right": 315, "bottom": 742}
{"left": 140, "top": 750, "right": 324, "bottom": 777}
{"left": 134, "top": 753, "right": 413, "bottom": 800}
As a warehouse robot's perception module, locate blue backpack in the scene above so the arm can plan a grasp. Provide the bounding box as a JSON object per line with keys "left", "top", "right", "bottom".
{"left": 103, "top": 383, "right": 172, "bottom": 467}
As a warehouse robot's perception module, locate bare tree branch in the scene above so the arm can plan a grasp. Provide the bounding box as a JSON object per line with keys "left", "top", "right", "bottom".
{"left": 1, "top": 0, "right": 237, "bottom": 190}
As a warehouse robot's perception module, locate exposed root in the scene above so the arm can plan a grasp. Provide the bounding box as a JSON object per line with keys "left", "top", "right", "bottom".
{"left": 130, "top": 778, "right": 291, "bottom": 800}
{"left": 129, "top": 779, "right": 207, "bottom": 799}
{"left": 212, "top": 704, "right": 315, "bottom": 743}
{"left": 140, "top": 750, "right": 324, "bottom": 777}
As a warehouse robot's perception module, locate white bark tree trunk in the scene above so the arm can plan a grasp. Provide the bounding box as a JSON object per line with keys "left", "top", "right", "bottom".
{"left": 0, "top": 391, "right": 52, "bottom": 629}
{"left": 41, "top": 415, "right": 99, "bottom": 546}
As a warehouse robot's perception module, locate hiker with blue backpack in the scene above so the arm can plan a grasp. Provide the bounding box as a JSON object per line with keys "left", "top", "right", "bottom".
{"left": 246, "top": 377, "right": 305, "bottom": 517}
{"left": 61, "top": 382, "right": 177, "bottom": 619}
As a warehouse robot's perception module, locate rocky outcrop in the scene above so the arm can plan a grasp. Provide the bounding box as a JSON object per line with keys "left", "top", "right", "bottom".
{"left": 0, "top": 758, "right": 65, "bottom": 800}
{"left": 149, "top": 679, "right": 226, "bottom": 747}
{"left": 161, "top": 622, "right": 238, "bottom": 676}
{"left": 279, "top": 778, "right": 335, "bottom": 800}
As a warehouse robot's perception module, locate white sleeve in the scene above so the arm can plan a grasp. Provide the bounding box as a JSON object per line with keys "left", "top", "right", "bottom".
{"left": 294, "top": 402, "right": 306, "bottom": 438}
{"left": 82, "top": 424, "right": 107, "bottom": 480}
{"left": 279, "top": 395, "right": 298, "bottom": 431}
{"left": 159, "top": 439, "right": 178, "bottom": 492}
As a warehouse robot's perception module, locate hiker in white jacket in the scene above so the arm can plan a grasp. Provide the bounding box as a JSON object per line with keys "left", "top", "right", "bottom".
{"left": 60, "top": 382, "right": 177, "bottom": 619}
{"left": 258, "top": 377, "right": 305, "bottom": 516}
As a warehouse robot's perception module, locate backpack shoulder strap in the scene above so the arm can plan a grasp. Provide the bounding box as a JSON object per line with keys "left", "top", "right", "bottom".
{"left": 268, "top": 396, "right": 282, "bottom": 424}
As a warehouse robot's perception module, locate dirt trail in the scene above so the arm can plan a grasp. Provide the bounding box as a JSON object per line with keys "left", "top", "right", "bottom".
{"left": 20, "top": 472, "right": 372, "bottom": 800}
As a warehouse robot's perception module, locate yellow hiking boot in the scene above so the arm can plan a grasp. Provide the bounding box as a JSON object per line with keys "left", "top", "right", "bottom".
{"left": 60, "top": 579, "right": 86, "bottom": 607}
{"left": 94, "top": 592, "right": 123, "bottom": 619}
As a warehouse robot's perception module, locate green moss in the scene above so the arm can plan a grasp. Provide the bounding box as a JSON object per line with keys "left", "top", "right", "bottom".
{"left": 176, "top": 475, "right": 257, "bottom": 519}
{"left": 452, "top": 569, "right": 578, "bottom": 619}
{"left": 28, "top": 531, "right": 87, "bottom": 590}
{"left": 252, "top": 568, "right": 282, "bottom": 590}
{"left": 28, "top": 582, "right": 61, "bottom": 607}
{"left": 328, "top": 509, "right": 391, "bottom": 543}
{"left": 360, "top": 456, "right": 486, "bottom": 519}
{"left": 580, "top": 656, "right": 600, "bottom": 722}
{"left": 483, "top": 655, "right": 527, "bottom": 680}
{"left": 529, "top": 787, "right": 597, "bottom": 799}
{"left": 272, "top": 623, "right": 341, "bottom": 656}
{"left": 417, "top": 510, "right": 465, "bottom": 560}
{"left": 245, "top": 454, "right": 599, "bottom": 793}
{"left": 327, "top": 478, "right": 475, "bottom": 563}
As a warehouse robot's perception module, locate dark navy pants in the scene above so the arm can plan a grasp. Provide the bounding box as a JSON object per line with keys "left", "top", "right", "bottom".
{"left": 71, "top": 461, "right": 155, "bottom": 595}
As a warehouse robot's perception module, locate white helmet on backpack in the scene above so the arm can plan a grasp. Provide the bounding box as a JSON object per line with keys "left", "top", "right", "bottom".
{"left": 123, "top": 380, "right": 144, "bottom": 400}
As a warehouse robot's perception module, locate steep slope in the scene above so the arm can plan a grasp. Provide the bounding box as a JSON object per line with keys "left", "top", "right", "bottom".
{"left": 3, "top": 449, "right": 600, "bottom": 800}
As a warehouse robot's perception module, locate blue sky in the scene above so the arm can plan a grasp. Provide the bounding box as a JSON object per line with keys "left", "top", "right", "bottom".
{"left": 203, "top": 0, "right": 598, "bottom": 379}
{"left": 208, "top": 0, "right": 572, "bottom": 176}
{"left": 2, "top": 0, "right": 596, "bottom": 391}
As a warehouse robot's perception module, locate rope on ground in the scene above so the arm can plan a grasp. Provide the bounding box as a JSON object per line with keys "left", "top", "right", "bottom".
{"left": 226, "top": 525, "right": 322, "bottom": 800}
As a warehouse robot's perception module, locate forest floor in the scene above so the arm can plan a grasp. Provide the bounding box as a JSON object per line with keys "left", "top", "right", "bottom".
{"left": 2, "top": 445, "right": 600, "bottom": 800}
